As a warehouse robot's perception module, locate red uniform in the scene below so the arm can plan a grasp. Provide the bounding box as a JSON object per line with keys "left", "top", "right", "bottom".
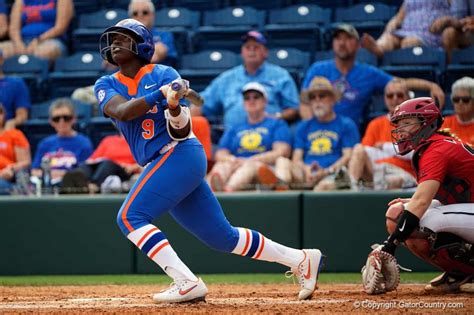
{"left": 414, "top": 133, "right": 474, "bottom": 204}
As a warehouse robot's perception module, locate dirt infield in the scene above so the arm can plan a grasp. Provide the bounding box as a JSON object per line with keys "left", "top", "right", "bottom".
{"left": 0, "top": 283, "right": 472, "bottom": 314}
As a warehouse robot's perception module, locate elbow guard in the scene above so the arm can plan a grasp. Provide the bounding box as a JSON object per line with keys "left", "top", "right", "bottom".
{"left": 164, "top": 106, "right": 192, "bottom": 141}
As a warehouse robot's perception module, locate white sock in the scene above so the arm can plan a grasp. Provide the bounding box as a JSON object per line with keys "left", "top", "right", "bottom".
{"left": 231, "top": 227, "right": 305, "bottom": 268}
{"left": 127, "top": 224, "right": 198, "bottom": 281}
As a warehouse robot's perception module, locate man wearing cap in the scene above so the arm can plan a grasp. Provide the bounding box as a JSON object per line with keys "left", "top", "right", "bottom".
{"left": 302, "top": 23, "right": 445, "bottom": 129}
{"left": 206, "top": 82, "right": 292, "bottom": 192}
{"left": 275, "top": 76, "right": 360, "bottom": 191}
{"left": 191, "top": 31, "right": 299, "bottom": 133}
{"left": 0, "top": 49, "right": 30, "bottom": 129}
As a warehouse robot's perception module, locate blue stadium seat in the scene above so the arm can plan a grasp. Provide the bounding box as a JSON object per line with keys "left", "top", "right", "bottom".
{"left": 178, "top": 50, "right": 241, "bottom": 92}
{"left": 73, "top": 9, "right": 128, "bottom": 52}
{"left": 445, "top": 46, "right": 474, "bottom": 89}
{"left": 353, "top": 0, "right": 403, "bottom": 7}
{"left": 381, "top": 46, "right": 445, "bottom": 83}
{"left": 233, "top": 0, "right": 287, "bottom": 10}
{"left": 443, "top": 93, "right": 454, "bottom": 116}
{"left": 163, "top": 0, "right": 225, "bottom": 11}
{"left": 267, "top": 47, "right": 310, "bottom": 87}
{"left": 73, "top": 0, "right": 101, "bottom": 14}
{"left": 154, "top": 7, "right": 200, "bottom": 56}
{"left": 264, "top": 5, "right": 331, "bottom": 54}
{"left": 49, "top": 52, "right": 105, "bottom": 98}
{"left": 22, "top": 99, "right": 93, "bottom": 155}
{"left": 292, "top": 0, "right": 351, "bottom": 9}
{"left": 313, "top": 48, "right": 377, "bottom": 66}
{"left": 195, "top": 7, "right": 266, "bottom": 52}
{"left": 85, "top": 117, "right": 118, "bottom": 148}
{"left": 2, "top": 54, "right": 49, "bottom": 102}
{"left": 334, "top": 3, "right": 397, "bottom": 38}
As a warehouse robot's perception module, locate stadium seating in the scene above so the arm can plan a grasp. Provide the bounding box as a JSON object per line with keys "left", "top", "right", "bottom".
{"left": 334, "top": 2, "right": 397, "bottom": 38}
{"left": 264, "top": 4, "right": 331, "bottom": 54}
{"left": 267, "top": 47, "right": 310, "bottom": 87}
{"left": 314, "top": 48, "right": 377, "bottom": 66}
{"left": 85, "top": 117, "right": 118, "bottom": 148}
{"left": 445, "top": 46, "right": 474, "bottom": 89}
{"left": 73, "top": 9, "right": 128, "bottom": 52}
{"left": 195, "top": 7, "right": 265, "bottom": 52}
{"left": 49, "top": 52, "right": 105, "bottom": 98}
{"left": 292, "top": 0, "right": 351, "bottom": 9}
{"left": 154, "top": 7, "right": 201, "bottom": 57}
{"left": 233, "top": 0, "right": 287, "bottom": 10}
{"left": 381, "top": 46, "right": 446, "bottom": 83}
{"left": 2, "top": 54, "right": 49, "bottom": 103}
{"left": 179, "top": 49, "right": 241, "bottom": 92}
{"left": 163, "top": 0, "right": 226, "bottom": 11}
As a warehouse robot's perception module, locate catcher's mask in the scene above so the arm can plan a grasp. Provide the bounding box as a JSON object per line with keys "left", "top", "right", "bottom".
{"left": 100, "top": 18, "right": 154, "bottom": 66}
{"left": 390, "top": 97, "right": 443, "bottom": 155}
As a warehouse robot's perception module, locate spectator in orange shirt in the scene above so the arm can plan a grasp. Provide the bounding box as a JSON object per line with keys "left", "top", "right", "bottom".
{"left": 348, "top": 79, "right": 416, "bottom": 190}
{"left": 442, "top": 77, "right": 474, "bottom": 145}
{"left": 0, "top": 103, "right": 31, "bottom": 194}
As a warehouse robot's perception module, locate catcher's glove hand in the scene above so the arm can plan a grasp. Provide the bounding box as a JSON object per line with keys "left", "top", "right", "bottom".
{"left": 361, "top": 244, "right": 400, "bottom": 295}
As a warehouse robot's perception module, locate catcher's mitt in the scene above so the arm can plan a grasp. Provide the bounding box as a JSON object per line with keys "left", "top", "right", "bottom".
{"left": 361, "top": 244, "right": 400, "bottom": 294}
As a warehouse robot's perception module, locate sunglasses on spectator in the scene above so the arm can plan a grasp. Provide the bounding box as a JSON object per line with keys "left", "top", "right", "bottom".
{"left": 51, "top": 115, "right": 73, "bottom": 123}
{"left": 244, "top": 94, "right": 263, "bottom": 101}
{"left": 385, "top": 92, "right": 406, "bottom": 99}
{"left": 451, "top": 96, "right": 472, "bottom": 104}
{"left": 132, "top": 10, "right": 150, "bottom": 16}
{"left": 308, "top": 92, "right": 329, "bottom": 100}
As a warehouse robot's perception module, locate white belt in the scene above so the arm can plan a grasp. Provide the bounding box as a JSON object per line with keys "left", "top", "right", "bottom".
{"left": 159, "top": 140, "right": 178, "bottom": 155}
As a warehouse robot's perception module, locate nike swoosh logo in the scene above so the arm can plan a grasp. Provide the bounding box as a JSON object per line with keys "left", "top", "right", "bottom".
{"left": 399, "top": 219, "right": 406, "bottom": 232}
{"left": 304, "top": 259, "right": 311, "bottom": 279}
{"left": 145, "top": 83, "right": 157, "bottom": 89}
{"left": 179, "top": 284, "right": 198, "bottom": 296}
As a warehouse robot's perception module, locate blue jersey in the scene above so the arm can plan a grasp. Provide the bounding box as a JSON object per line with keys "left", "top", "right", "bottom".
{"left": 294, "top": 115, "right": 360, "bottom": 167}
{"left": 94, "top": 64, "right": 195, "bottom": 166}
{"left": 218, "top": 117, "right": 292, "bottom": 158}
{"left": 302, "top": 60, "right": 392, "bottom": 127}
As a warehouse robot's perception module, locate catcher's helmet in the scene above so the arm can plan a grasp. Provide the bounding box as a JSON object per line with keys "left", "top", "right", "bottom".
{"left": 390, "top": 97, "right": 443, "bottom": 155}
{"left": 99, "top": 18, "right": 154, "bottom": 66}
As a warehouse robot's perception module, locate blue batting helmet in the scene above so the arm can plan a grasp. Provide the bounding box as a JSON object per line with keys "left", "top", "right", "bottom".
{"left": 100, "top": 18, "right": 154, "bottom": 65}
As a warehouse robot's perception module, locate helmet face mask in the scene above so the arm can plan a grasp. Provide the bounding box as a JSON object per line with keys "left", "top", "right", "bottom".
{"left": 390, "top": 97, "right": 443, "bottom": 155}
{"left": 100, "top": 31, "right": 139, "bottom": 64}
{"left": 99, "top": 18, "right": 154, "bottom": 66}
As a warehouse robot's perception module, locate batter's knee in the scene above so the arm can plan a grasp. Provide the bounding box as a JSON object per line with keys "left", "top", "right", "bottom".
{"left": 199, "top": 226, "right": 239, "bottom": 253}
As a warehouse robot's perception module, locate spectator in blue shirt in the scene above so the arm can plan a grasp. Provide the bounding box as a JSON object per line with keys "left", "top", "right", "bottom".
{"left": 276, "top": 77, "right": 360, "bottom": 191}
{"left": 207, "top": 82, "right": 292, "bottom": 192}
{"left": 31, "top": 98, "right": 93, "bottom": 186}
{"left": 191, "top": 31, "right": 300, "bottom": 131}
{"left": 302, "top": 24, "right": 445, "bottom": 129}
{"left": 0, "top": 49, "right": 30, "bottom": 129}
{"left": 0, "top": 0, "right": 7, "bottom": 40}
{"left": 128, "top": 0, "right": 178, "bottom": 66}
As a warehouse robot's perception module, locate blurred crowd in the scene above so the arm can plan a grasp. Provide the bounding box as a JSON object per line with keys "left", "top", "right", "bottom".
{"left": 0, "top": 0, "right": 472, "bottom": 195}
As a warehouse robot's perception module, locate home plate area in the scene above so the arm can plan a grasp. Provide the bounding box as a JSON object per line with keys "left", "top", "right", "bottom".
{"left": 0, "top": 283, "right": 472, "bottom": 313}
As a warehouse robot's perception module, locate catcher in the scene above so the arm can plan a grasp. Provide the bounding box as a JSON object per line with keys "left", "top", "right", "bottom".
{"left": 362, "top": 97, "right": 474, "bottom": 294}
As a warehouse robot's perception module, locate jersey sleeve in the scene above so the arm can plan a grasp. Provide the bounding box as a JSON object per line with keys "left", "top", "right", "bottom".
{"left": 370, "top": 66, "right": 393, "bottom": 93}
{"left": 294, "top": 121, "right": 307, "bottom": 149}
{"left": 217, "top": 127, "right": 235, "bottom": 151}
{"left": 273, "top": 120, "right": 292, "bottom": 146}
{"left": 94, "top": 76, "right": 120, "bottom": 116}
{"left": 32, "top": 139, "right": 48, "bottom": 169}
{"left": 418, "top": 145, "right": 449, "bottom": 183}
{"left": 76, "top": 136, "right": 94, "bottom": 163}
{"left": 14, "top": 78, "right": 31, "bottom": 109}
{"left": 342, "top": 118, "right": 360, "bottom": 148}
{"left": 11, "top": 130, "right": 30, "bottom": 148}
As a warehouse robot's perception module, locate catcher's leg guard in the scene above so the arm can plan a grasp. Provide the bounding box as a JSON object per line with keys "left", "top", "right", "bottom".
{"left": 405, "top": 230, "right": 474, "bottom": 276}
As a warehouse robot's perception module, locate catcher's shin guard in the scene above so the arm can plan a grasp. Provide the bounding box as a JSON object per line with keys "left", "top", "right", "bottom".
{"left": 405, "top": 231, "right": 474, "bottom": 276}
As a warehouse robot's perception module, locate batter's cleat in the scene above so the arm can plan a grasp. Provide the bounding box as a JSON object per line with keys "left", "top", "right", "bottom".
{"left": 424, "top": 272, "right": 467, "bottom": 293}
{"left": 459, "top": 275, "right": 474, "bottom": 293}
{"left": 289, "top": 249, "right": 323, "bottom": 300}
{"left": 153, "top": 277, "right": 208, "bottom": 303}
